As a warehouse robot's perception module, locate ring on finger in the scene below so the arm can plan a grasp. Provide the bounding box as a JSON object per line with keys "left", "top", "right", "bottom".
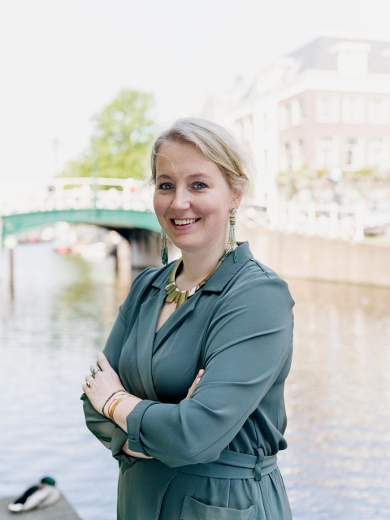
{"left": 91, "top": 366, "right": 100, "bottom": 377}
{"left": 86, "top": 380, "right": 91, "bottom": 388}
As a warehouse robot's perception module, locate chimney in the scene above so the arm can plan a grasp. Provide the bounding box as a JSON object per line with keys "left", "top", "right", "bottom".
{"left": 235, "top": 75, "right": 244, "bottom": 89}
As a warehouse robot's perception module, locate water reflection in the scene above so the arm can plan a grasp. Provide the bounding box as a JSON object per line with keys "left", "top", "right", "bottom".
{"left": 0, "top": 243, "right": 128, "bottom": 520}
{"left": 1, "top": 242, "right": 389, "bottom": 519}
{"left": 282, "top": 279, "right": 390, "bottom": 519}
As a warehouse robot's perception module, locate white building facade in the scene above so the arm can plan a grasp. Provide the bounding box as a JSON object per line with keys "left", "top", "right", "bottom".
{"left": 199, "top": 36, "right": 390, "bottom": 208}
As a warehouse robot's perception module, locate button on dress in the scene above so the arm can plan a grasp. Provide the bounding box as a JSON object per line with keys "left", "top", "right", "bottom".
{"left": 82, "top": 242, "right": 294, "bottom": 519}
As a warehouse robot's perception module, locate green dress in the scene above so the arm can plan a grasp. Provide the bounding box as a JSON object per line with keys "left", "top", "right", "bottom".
{"left": 82, "top": 242, "right": 294, "bottom": 519}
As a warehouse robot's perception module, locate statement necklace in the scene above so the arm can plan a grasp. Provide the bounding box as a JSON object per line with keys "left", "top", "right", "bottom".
{"left": 165, "top": 250, "right": 231, "bottom": 308}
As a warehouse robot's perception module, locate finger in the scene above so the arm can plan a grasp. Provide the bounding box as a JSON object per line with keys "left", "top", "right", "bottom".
{"left": 186, "top": 378, "right": 199, "bottom": 399}
{"left": 186, "top": 369, "right": 205, "bottom": 399}
{"left": 85, "top": 375, "right": 94, "bottom": 388}
{"left": 90, "top": 364, "right": 101, "bottom": 377}
{"left": 83, "top": 381, "right": 92, "bottom": 391}
{"left": 97, "top": 352, "right": 110, "bottom": 371}
{"left": 186, "top": 382, "right": 195, "bottom": 399}
{"left": 197, "top": 369, "right": 205, "bottom": 379}
{"left": 192, "top": 370, "right": 204, "bottom": 387}
{"left": 193, "top": 370, "right": 204, "bottom": 386}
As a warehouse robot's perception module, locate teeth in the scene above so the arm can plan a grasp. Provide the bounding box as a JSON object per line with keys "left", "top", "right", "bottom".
{"left": 174, "top": 219, "right": 197, "bottom": 225}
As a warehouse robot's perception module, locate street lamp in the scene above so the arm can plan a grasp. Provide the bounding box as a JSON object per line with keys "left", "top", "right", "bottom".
{"left": 91, "top": 115, "right": 99, "bottom": 210}
{"left": 329, "top": 166, "right": 343, "bottom": 204}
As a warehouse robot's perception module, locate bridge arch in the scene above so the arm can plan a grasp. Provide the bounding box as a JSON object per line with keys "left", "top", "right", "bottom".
{"left": 2, "top": 208, "right": 160, "bottom": 240}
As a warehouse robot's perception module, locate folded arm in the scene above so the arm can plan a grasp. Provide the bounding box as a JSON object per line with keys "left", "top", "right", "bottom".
{"left": 98, "top": 276, "right": 293, "bottom": 468}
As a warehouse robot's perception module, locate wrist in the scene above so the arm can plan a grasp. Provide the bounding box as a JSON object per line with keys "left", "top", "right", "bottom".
{"left": 102, "top": 389, "right": 127, "bottom": 417}
{"left": 110, "top": 394, "right": 133, "bottom": 421}
{"left": 112, "top": 395, "right": 142, "bottom": 424}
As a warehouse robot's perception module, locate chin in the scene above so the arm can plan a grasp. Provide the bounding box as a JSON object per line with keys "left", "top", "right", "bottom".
{"left": 172, "top": 240, "right": 198, "bottom": 253}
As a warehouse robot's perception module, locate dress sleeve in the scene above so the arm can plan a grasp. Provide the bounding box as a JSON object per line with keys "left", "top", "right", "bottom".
{"left": 81, "top": 268, "right": 154, "bottom": 461}
{"left": 126, "top": 274, "right": 294, "bottom": 467}
{"left": 81, "top": 306, "right": 129, "bottom": 459}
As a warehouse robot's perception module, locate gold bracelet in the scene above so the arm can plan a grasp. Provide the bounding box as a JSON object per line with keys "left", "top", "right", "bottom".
{"left": 109, "top": 394, "right": 133, "bottom": 422}
{"left": 102, "top": 390, "right": 127, "bottom": 417}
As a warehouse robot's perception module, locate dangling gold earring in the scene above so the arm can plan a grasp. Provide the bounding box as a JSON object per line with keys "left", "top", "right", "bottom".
{"left": 227, "top": 208, "right": 237, "bottom": 262}
{"left": 161, "top": 230, "right": 168, "bottom": 265}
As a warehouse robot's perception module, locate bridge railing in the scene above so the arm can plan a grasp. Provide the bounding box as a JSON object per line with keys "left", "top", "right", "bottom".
{"left": 0, "top": 178, "right": 154, "bottom": 215}
{"left": 239, "top": 199, "right": 367, "bottom": 241}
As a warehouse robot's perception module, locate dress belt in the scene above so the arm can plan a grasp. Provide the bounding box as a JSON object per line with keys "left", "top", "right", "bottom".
{"left": 176, "top": 448, "right": 277, "bottom": 481}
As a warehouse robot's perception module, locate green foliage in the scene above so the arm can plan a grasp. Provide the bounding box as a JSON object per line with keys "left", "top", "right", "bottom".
{"left": 61, "top": 89, "right": 156, "bottom": 180}
{"left": 344, "top": 167, "right": 374, "bottom": 177}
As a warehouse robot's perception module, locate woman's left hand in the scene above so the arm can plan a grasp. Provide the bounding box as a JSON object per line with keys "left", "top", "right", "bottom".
{"left": 82, "top": 352, "right": 126, "bottom": 415}
{"left": 185, "top": 369, "right": 204, "bottom": 399}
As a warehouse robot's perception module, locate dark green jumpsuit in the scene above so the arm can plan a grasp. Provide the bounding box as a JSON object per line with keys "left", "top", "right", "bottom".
{"left": 82, "top": 242, "right": 294, "bottom": 519}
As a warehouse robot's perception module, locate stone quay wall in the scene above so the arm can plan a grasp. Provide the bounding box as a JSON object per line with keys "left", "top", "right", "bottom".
{"left": 237, "top": 223, "right": 390, "bottom": 288}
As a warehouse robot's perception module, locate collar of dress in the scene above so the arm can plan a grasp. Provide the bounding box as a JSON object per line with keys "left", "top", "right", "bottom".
{"left": 151, "top": 242, "right": 253, "bottom": 295}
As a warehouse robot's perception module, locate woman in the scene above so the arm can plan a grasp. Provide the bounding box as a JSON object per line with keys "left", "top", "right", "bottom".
{"left": 82, "top": 118, "right": 294, "bottom": 520}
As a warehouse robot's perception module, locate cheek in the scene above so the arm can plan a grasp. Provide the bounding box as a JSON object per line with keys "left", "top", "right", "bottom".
{"left": 205, "top": 204, "right": 230, "bottom": 229}
{"left": 153, "top": 193, "right": 166, "bottom": 216}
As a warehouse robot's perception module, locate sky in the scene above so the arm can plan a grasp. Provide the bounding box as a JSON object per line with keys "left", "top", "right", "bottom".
{"left": 0, "top": 0, "right": 389, "bottom": 182}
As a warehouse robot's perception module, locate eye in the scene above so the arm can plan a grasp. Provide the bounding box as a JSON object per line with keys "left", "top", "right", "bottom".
{"left": 192, "top": 181, "right": 207, "bottom": 190}
{"left": 157, "top": 182, "right": 174, "bottom": 190}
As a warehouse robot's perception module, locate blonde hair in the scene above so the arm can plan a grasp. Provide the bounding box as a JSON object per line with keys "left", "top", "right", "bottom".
{"left": 151, "top": 118, "right": 250, "bottom": 192}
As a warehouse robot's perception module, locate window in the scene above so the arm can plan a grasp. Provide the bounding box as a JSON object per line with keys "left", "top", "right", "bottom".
{"left": 263, "top": 149, "right": 268, "bottom": 175}
{"left": 342, "top": 96, "right": 365, "bottom": 124}
{"left": 291, "top": 99, "right": 304, "bottom": 126}
{"left": 263, "top": 113, "right": 268, "bottom": 133}
{"left": 242, "top": 116, "right": 253, "bottom": 141}
{"left": 367, "top": 97, "right": 389, "bottom": 125}
{"left": 234, "top": 120, "right": 244, "bottom": 141}
{"left": 291, "top": 139, "right": 304, "bottom": 170}
{"left": 279, "top": 103, "right": 291, "bottom": 129}
{"left": 317, "top": 138, "right": 334, "bottom": 169}
{"left": 367, "top": 139, "right": 384, "bottom": 170}
{"left": 280, "top": 142, "right": 291, "bottom": 172}
{"left": 316, "top": 94, "right": 339, "bottom": 123}
{"left": 344, "top": 138, "right": 359, "bottom": 168}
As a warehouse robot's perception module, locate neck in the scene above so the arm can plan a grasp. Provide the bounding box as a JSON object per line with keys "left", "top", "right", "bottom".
{"left": 176, "top": 246, "right": 228, "bottom": 290}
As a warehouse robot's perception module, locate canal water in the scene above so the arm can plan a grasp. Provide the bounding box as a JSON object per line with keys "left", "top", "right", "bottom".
{"left": 0, "top": 241, "right": 389, "bottom": 520}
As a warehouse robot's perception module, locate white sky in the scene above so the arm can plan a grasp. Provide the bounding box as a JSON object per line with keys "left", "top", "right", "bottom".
{"left": 0, "top": 0, "right": 389, "bottom": 182}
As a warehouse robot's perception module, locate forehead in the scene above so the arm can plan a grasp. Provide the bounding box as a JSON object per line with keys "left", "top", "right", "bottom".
{"left": 155, "top": 141, "right": 218, "bottom": 175}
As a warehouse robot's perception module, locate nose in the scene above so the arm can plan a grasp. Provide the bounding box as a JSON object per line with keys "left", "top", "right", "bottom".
{"left": 170, "top": 187, "right": 190, "bottom": 211}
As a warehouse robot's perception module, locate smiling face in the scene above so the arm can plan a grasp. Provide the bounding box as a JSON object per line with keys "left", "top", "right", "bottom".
{"left": 153, "top": 140, "right": 242, "bottom": 260}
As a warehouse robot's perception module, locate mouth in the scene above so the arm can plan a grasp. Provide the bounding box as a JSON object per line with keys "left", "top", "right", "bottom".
{"left": 171, "top": 218, "right": 200, "bottom": 226}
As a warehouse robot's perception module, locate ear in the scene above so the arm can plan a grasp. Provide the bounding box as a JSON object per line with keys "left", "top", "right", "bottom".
{"left": 231, "top": 187, "right": 244, "bottom": 209}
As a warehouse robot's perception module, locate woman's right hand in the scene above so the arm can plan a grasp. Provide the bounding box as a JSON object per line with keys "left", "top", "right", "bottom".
{"left": 185, "top": 369, "right": 204, "bottom": 399}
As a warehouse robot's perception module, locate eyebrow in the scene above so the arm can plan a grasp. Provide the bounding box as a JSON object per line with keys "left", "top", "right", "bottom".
{"left": 156, "top": 173, "right": 212, "bottom": 180}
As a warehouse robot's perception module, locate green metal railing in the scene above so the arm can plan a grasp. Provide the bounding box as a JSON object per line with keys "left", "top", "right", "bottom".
{"left": 2, "top": 208, "right": 160, "bottom": 240}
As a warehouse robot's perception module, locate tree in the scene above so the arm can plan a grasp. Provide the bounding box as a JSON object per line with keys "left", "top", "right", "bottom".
{"left": 62, "top": 89, "right": 156, "bottom": 180}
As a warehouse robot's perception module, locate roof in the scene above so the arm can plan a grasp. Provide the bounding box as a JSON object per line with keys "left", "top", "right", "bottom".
{"left": 288, "top": 35, "right": 390, "bottom": 74}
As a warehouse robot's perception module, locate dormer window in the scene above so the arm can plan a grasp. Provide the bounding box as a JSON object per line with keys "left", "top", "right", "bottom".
{"left": 329, "top": 42, "right": 371, "bottom": 77}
